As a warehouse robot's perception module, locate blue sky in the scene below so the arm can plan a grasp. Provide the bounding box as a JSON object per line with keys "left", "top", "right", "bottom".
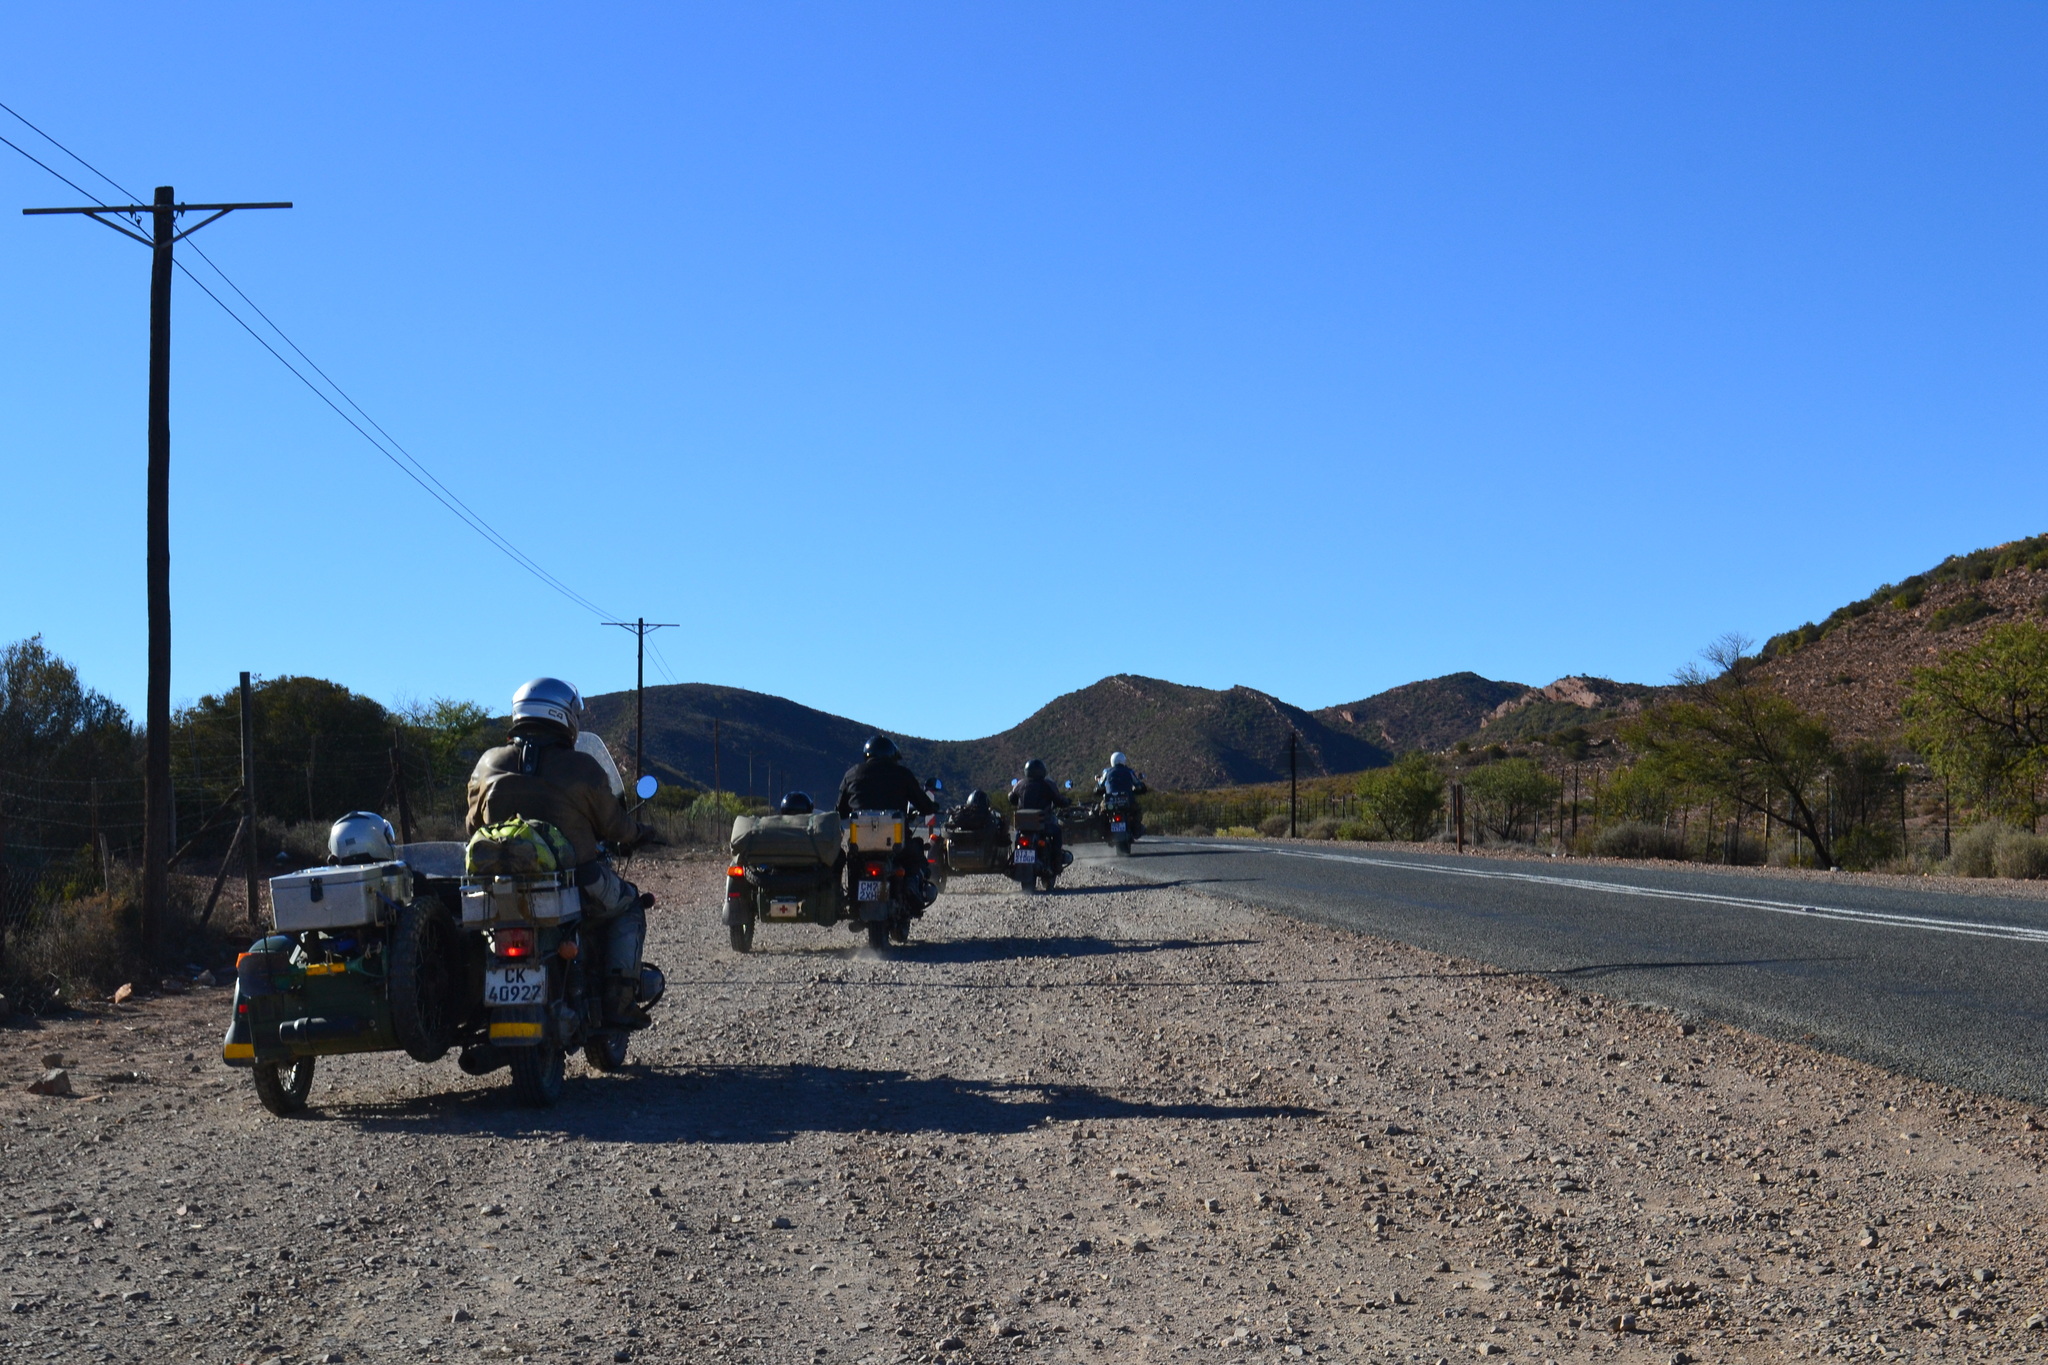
{"left": 5, "top": 4, "right": 2047, "bottom": 740}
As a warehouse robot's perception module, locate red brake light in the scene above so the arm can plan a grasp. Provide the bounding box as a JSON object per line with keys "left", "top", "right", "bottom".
{"left": 866, "top": 863, "right": 884, "bottom": 878}
{"left": 495, "top": 928, "right": 535, "bottom": 960}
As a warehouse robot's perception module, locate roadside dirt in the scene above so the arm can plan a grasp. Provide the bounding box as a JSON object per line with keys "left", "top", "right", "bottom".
{"left": 5, "top": 851, "right": 2048, "bottom": 1364}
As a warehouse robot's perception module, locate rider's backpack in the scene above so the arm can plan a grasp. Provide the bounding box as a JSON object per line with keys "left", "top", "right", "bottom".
{"left": 466, "top": 816, "right": 575, "bottom": 877}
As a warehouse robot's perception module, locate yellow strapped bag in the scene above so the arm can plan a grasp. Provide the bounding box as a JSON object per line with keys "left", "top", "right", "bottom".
{"left": 466, "top": 816, "right": 576, "bottom": 877}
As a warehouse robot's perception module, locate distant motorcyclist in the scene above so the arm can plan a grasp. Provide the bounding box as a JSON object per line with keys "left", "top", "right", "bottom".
{"left": 948, "top": 788, "right": 999, "bottom": 833}
{"left": 1008, "top": 757, "right": 1072, "bottom": 864}
{"left": 467, "top": 678, "right": 655, "bottom": 1027}
{"left": 1092, "top": 751, "right": 1147, "bottom": 801}
{"left": 1008, "top": 757, "right": 1072, "bottom": 814}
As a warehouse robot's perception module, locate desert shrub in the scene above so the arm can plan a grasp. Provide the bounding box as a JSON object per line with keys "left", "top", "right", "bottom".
{"left": 1257, "top": 813, "right": 1292, "bottom": 838}
{"left": 1938, "top": 823, "right": 2048, "bottom": 878}
{"left": 1997, "top": 830, "right": 2048, "bottom": 880}
{"left": 1832, "top": 824, "right": 1898, "bottom": 872}
{"left": 1946, "top": 823, "right": 2003, "bottom": 878}
{"left": 1304, "top": 816, "right": 1342, "bottom": 840}
{"left": 1336, "top": 820, "right": 1372, "bottom": 841}
{"left": 686, "top": 790, "right": 757, "bottom": 821}
{"left": 1218, "top": 825, "right": 1259, "bottom": 838}
{"left": 1592, "top": 821, "right": 1686, "bottom": 860}
{"left": 1928, "top": 594, "right": 1996, "bottom": 633}
{"left": 1184, "top": 824, "right": 1214, "bottom": 838}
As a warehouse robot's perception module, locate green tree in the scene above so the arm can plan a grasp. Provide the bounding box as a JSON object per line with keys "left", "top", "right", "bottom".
{"left": 1625, "top": 640, "right": 1841, "bottom": 865}
{"left": 1461, "top": 757, "right": 1558, "bottom": 844}
{"left": 1356, "top": 752, "right": 1445, "bottom": 840}
{"left": 1600, "top": 763, "right": 1678, "bottom": 826}
{"left": 394, "top": 698, "right": 498, "bottom": 812}
{"left": 1903, "top": 621, "right": 2048, "bottom": 824}
{"left": 0, "top": 636, "right": 133, "bottom": 782}
{"left": 180, "top": 676, "right": 392, "bottom": 824}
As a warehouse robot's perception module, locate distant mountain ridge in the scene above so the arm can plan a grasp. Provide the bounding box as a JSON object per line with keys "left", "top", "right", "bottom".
{"left": 583, "top": 669, "right": 1663, "bottom": 798}
{"left": 584, "top": 675, "right": 1395, "bottom": 798}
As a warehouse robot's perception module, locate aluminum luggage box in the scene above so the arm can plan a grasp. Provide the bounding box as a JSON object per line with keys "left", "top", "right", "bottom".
{"left": 269, "top": 862, "right": 408, "bottom": 933}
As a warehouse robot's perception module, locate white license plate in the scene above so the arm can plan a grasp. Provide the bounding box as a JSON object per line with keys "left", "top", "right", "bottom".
{"left": 1013, "top": 848, "right": 1036, "bottom": 865}
{"left": 1110, "top": 819, "right": 1126, "bottom": 833}
{"left": 484, "top": 966, "right": 545, "bottom": 1006}
{"left": 769, "top": 899, "right": 802, "bottom": 919}
{"left": 856, "top": 880, "right": 884, "bottom": 902}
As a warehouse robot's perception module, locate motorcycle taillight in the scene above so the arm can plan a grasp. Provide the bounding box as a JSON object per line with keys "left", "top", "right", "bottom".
{"left": 866, "top": 863, "right": 885, "bottom": 879}
{"left": 493, "top": 927, "right": 535, "bottom": 959}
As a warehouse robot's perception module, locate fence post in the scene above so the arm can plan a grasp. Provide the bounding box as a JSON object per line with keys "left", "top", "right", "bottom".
{"left": 390, "top": 729, "right": 416, "bottom": 845}
{"left": 1453, "top": 781, "right": 1465, "bottom": 853}
{"left": 239, "top": 672, "right": 261, "bottom": 928}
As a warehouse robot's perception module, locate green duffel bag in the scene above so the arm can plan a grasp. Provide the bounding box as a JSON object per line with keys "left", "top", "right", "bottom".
{"left": 731, "top": 812, "right": 843, "bottom": 866}
{"left": 466, "top": 816, "right": 575, "bottom": 877}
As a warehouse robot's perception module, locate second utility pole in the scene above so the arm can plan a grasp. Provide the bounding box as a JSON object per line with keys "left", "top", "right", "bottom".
{"left": 605, "top": 617, "right": 676, "bottom": 783}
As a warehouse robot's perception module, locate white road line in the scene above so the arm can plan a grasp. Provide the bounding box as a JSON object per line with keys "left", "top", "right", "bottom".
{"left": 1148, "top": 841, "right": 2048, "bottom": 946}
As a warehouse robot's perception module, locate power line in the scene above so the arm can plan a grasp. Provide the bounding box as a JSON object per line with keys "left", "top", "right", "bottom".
{"left": 2, "top": 103, "right": 620, "bottom": 625}
{"left": 0, "top": 98, "right": 137, "bottom": 201}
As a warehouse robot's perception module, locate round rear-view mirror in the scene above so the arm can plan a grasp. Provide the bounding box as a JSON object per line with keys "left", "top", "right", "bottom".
{"left": 635, "top": 775, "right": 659, "bottom": 800}
{"left": 1063, "top": 779, "right": 1073, "bottom": 789}
{"left": 932, "top": 777, "right": 944, "bottom": 790}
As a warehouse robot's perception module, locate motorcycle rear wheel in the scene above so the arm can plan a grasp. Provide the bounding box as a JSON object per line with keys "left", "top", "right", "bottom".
{"left": 508, "top": 1040, "right": 566, "bottom": 1107}
{"left": 584, "top": 1031, "right": 629, "bottom": 1072}
{"left": 728, "top": 915, "right": 756, "bottom": 953}
{"left": 1039, "top": 869, "right": 1059, "bottom": 892}
{"left": 252, "top": 1055, "right": 316, "bottom": 1117}
{"left": 888, "top": 912, "right": 910, "bottom": 945}
{"left": 865, "top": 920, "right": 891, "bottom": 951}
{"left": 1113, "top": 837, "right": 1132, "bottom": 856}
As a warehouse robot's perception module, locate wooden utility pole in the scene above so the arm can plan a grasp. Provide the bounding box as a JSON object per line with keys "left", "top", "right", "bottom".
{"left": 712, "top": 717, "right": 722, "bottom": 797}
{"left": 605, "top": 617, "right": 676, "bottom": 783}
{"left": 25, "top": 190, "right": 289, "bottom": 945}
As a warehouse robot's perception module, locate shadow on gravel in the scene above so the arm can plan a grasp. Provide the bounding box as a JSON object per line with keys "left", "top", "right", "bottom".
{"left": 332, "top": 1064, "right": 1320, "bottom": 1144}
{"left": 905, "top": 935, "right": 1254, "bottom": 965}
{"left": 1546, "top": 956, "right": 1849, "bottom": 979}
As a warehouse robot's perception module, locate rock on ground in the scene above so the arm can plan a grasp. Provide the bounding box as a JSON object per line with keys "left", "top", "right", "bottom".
{"left": 1, "top": 849, "right": 2046, "bottom": 1362}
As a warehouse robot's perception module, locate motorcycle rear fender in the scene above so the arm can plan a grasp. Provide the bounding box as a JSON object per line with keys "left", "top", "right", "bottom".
{"left": 488, "top": 1004, "right": 547, "bottom": 1046}
{"left": 859, "top": 900, "right": 894, "bottom": 923}
{"left": 220, "top": 980, "right": 255, "bottom": 1067}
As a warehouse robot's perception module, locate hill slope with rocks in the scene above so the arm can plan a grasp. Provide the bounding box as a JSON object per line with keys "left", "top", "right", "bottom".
{"left": 1755, "top": 532, "right": 2048, "bottom": 743}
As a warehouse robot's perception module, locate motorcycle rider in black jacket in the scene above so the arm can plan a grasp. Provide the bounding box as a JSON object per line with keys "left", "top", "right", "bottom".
{"left": 836, "top": 736, "right": 938, "bottom": 904}
{"left": 1008, "top": 757, "right": 1072, "bottom": 865}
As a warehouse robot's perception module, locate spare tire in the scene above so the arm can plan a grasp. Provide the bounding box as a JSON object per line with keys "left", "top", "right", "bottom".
{"left": 389, "top": 895, "right": 460, "bottom": 1063}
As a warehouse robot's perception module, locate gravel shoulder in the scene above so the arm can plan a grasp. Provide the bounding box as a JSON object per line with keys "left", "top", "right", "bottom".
{"left": 4, "top": 850, "right": 2048, "bottom": 1364}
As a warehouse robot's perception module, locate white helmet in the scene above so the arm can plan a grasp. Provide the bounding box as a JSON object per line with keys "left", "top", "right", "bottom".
{"left": 328, "top": 811, "right": 397, "bottom": 863}
{"left": 511, "top": 677, "right": 583, "bottom": 736}
{"left": 1110, "top": 752, "right": 1129, "bottom": 769}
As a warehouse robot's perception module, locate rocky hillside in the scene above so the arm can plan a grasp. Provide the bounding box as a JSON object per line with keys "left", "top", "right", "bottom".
{"left": 1313, "top": 672, "right": 1527, "bottom": 751}
{"left": 1756, "top": 533, "right": 2048, "bottom": 742}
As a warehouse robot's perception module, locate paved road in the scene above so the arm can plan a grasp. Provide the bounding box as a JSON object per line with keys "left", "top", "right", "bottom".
{"left": 1091, "top": 838, "right": 2048, "bottom": 1102}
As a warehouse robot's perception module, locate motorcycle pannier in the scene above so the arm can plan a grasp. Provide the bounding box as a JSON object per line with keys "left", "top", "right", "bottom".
{"left": 845, "top": 812, "right": 904, "bottom": 850}
{"left": 730, "top": 812, "right": 843, "bottom": 866}
{"left": 1013, "top": 808, "right": 1054, "bottom": 834}
{"left": 270, "top": 862, "right": 408, "bottom": 932}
